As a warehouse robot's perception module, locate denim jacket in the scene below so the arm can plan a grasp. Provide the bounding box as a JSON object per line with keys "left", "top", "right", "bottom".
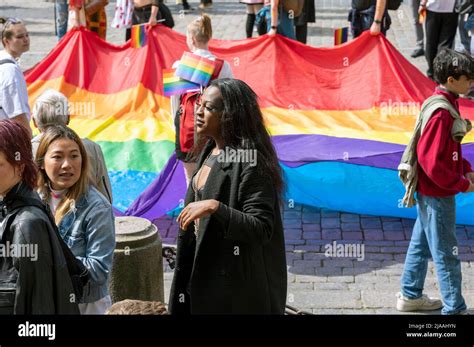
{"left": 56, "top": 186, "right": 115, "bottom": 303}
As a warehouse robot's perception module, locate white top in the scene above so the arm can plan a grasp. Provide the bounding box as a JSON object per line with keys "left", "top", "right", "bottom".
{"left": 426, "top": 0, "right": 457, "bottom": 13}
{"left": 0, "top": 50, "right": 31, "bottom": 120}
{"left": 170, "top": 49, "right": 234, "bottom": 120}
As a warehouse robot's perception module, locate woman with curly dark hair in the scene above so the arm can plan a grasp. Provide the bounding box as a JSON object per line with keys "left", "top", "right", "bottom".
{"left": 0, "top": 120, "right": 79, "bottom": 314}
{"left": 169, "top": 79, "right": 287, "bottom": 314}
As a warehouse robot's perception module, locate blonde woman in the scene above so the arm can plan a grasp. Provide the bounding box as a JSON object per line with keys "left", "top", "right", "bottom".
{"left": 171, "top": 14, "right": 233, "bottom": 186}
{"left": 36, "top": 125, "right": 115, "bottom": 314}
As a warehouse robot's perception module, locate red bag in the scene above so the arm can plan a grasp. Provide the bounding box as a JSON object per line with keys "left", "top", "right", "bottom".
{"left": 176, "top": 58, "right": 224, "bottom": 158}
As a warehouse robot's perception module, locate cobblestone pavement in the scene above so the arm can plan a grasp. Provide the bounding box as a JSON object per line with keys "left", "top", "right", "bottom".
{"left": 2, "top": 0, "right": 472, "bottom": 314}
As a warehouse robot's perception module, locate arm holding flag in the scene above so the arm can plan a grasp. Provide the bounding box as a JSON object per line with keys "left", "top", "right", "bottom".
{"left": 370, "top": 0, "right": 386, "bottom": 36}
{"left": 269, "top": 0, "right": 279, "bottom": 36}
{"left": 149, "top": 0, "right": 161, "bottom": 26}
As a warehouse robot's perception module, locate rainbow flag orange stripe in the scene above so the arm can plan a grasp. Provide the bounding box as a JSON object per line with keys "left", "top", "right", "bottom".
{"left": 175, "top": 52, "right": 216, "bottom": 86}
{"left": 131, "top": 24, "right": 147, "bottom": 48}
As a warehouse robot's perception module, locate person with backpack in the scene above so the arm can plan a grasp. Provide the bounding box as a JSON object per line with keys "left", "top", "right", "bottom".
{"left": 0, "top": 120, "right": 80, "bottom": 314}
{"left": 348, "top": 0, "right": 393, "bottom": 38}
{"left": 0, "top": 17, "right": 31, "bottom": 138}
{"left": 397, "top": 48, "right": 474, "bottom": 315}
{"left": 171, "top": 14, "right": 233, "bottom": 186}
{"left": 35, "top": 125, "right": 116, "bottom": 314}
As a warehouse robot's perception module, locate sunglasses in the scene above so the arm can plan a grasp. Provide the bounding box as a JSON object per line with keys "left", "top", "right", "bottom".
{"left": 1, "top": 17, "right": 22, "bottom": 38}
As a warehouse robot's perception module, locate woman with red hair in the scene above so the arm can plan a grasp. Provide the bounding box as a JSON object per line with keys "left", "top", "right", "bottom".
{"left": 0, "top": 120, "right": 79, "bottom": 314}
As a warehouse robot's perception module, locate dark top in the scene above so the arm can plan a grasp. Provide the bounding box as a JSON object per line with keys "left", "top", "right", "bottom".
{"left": 192, "top": 153, "right": 219, "bottom": 201}
{"left": 169, "top": 142, "right": 287, "bottom": 314}
{"left": 352, "top": 0, "right": 376, "bottom": 10}
{"left": 0, "top": 182, "right": 79, "bottom": 314}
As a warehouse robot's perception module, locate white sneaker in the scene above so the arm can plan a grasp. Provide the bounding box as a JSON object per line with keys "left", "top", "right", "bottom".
{"left": 396, "top": 292, "right": 443, "bottom": 312}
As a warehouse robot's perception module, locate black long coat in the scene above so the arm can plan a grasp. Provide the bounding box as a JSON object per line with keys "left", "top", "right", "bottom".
{"left": 169, "top": 143, "right": 287, "bottom": 314}
{"left": 0, "top": 182, "right": 79, "bottom": 314}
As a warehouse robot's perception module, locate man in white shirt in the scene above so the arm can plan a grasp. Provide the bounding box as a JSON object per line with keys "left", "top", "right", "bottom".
{"left": 420, "top": 0, "right": 459, "bottom": 79}
{"left": 0, "top": 17, "right": 31, "bottom": 137}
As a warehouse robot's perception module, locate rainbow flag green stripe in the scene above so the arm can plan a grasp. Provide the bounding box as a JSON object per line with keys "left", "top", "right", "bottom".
{"left": 97, "top": 139, "right": 175, "bottom": 172}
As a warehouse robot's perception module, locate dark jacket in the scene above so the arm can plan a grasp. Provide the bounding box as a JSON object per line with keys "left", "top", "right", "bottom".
{"left": 169, "top": 142, "right": 287, "bottom": 314}
{"left": 0, "top": 182, "right": 79, "bottom": 314}
{"left": 295, "top": 0, "right": 316, "bottom": 26}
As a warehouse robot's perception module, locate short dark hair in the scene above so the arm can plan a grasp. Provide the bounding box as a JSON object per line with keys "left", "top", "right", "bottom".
{"left": 433, "top": 48, "right": 474, "bottom": 84}
{"left": 0, "top": 120, "right": 37, "bottom": 189}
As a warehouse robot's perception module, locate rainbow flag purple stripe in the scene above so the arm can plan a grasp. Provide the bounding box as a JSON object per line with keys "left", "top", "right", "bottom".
{"left": 334, "top": 27, "right": 348, "bottom": 46}
{"left": 163, "top": 69, "right": 200, "bottom": 96}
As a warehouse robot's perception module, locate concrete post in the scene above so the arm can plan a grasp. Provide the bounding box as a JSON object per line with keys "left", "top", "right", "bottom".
{"left": 110, "top": 217, "right": 164, "bottom": 303}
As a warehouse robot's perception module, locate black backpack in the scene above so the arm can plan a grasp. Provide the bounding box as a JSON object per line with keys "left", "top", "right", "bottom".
{"left": 1, "top": 196, "right": 90, "bottom": 303}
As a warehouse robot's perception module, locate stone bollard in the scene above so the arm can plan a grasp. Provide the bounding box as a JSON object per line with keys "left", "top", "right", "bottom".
{"left": 110, "top": 217, "right": 164, "bottom": 303}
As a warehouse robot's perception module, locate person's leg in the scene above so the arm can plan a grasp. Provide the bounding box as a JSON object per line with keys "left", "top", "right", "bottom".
{"left": 295, "top": 23, "right": 307, "bottom": 44}
{"left": 126, "top": 8, "right": 142, "bottom": 41}
{"left": 55, "top": 0, "right": 69, "bottom": 40}
{"left": 182, "top": 0, "right": 193, "bottom": 10}
{"left": 458, "top": 14, "right": 471, "bottom": 53}
{"left": 437, "top": 12, "right": 459, "bottom": 51}
{"left": 411, "top": 0, "right": 424, "bottom": 56}
{"left": 425, "top": 10, "right": 442, "bottom": 79}
{"left": 423, "top": 196, "right": 466, "bottom": 315}
{"left": 400, "top": 199, "right": 431, "bottom": 299}
{"left": 255, "top": 4, "right": 267, "bottom": 35}
{"left": 246, "top": 5, "right": 256, "bottom": 38}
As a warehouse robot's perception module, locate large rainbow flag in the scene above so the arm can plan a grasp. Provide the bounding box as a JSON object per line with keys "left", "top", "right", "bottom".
{"left": 25, "top": 26, "right": 474, "bottom": 225}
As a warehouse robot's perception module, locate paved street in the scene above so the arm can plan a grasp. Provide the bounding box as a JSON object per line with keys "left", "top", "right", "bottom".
{"left": 1, "top": 0, "right": 473, "bottom": 314}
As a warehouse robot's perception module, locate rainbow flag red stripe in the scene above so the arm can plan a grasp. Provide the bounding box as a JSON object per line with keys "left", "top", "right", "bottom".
{"left": 131, "top": 24, "right": 147, "bottom": 48}
{"left": 163, "top": 69, "right": 200, "bottom": 96}
{"left": 334, "top": 27, "right": 348, "bottom": 46}
{"left": 175, "top": 52, "right": 216, "bottom": 86}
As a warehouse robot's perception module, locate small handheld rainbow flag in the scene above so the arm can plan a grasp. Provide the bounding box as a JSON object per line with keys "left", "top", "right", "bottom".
{"left": 163, "top": 69, "right": 200, "bottom": 96}
{"left": 131, "top": 24, "right": 147, "bottom": 48}
{"left": 334, "top": 27, "right": 348, "bottom": 46}
{"left": 175, "top": 52, "right": 216, "bottom": 86}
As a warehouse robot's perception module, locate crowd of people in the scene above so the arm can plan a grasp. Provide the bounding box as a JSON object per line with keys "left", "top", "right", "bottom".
{"left": 1, "top": 0, "right": 474, "bottom": 316}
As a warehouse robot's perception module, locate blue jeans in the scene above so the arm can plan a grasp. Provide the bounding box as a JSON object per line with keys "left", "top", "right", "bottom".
{"left": 401, "top": 194, "right": 466, "bottom": 315}
{"left": 55, "top": 0, "right": 69, "bottom": 40}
